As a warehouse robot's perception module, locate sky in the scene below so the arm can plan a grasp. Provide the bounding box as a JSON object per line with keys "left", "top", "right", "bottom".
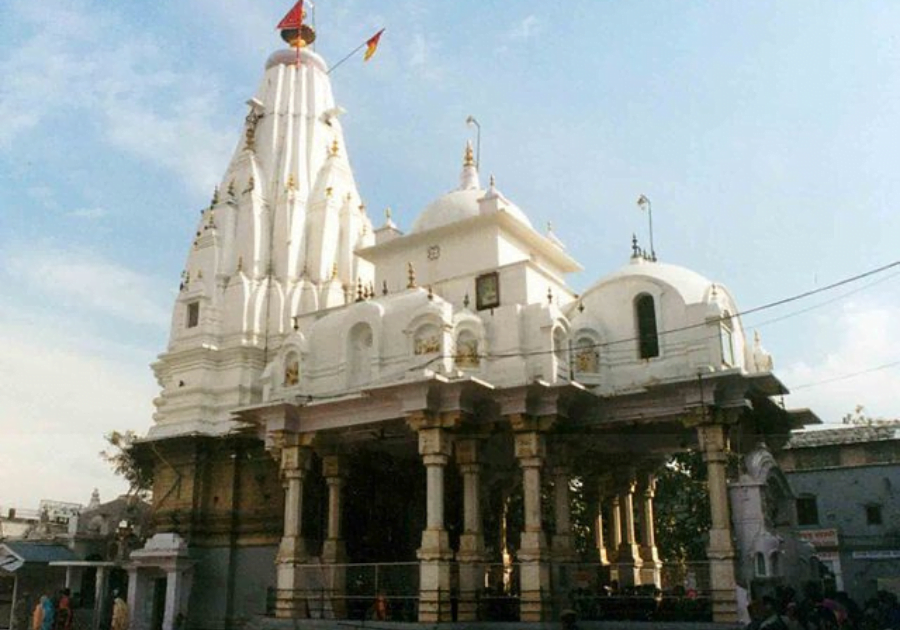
{"left": 2, "top": 0, "right": 900, "bottom": 509}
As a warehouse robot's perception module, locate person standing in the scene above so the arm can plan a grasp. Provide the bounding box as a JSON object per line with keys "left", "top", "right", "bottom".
{"left": 39, "top": 596, "right": 55, "bottom": 630}
{"left": 54, "top": 589, "right": 73, "bottom": 630}
{"left": 31, "top": 596, "right": 45, "bottom": 630}
{"left": 110, "top": 591, "right": 129, "bottom": 630}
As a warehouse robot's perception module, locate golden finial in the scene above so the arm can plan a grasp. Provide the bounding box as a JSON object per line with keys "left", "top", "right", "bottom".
{"left": 330, "top": 139, "right": 340, "bottom": 157}
{"left": 325, "top": 186, "right": 333, "bottom": 197}
{"left": 547, "top": 286, "right": 553, "bottom": 304}
{"left": 382, "top": 280, "right": 389, "bottom": 296}
{"left": 356, "top": 277, "right": 364, "bottom": 302}
{"left": 463, "top": 140, "right": 475, "bottom": 167}
{"left": 359, "top": 203, "right": 367, "bottom": 213}
{"left": 368, "top": 282, "right": 375, "bottom": 299}
{"left": 331, "top": 263, "right": 339, "bottom": 280}
{"left": 245, "top": 176, "right": 255, "bottom": 194}
{"left": 227, "top": 179, "right": 236, "bottom": 198}
{"left": 407, "top": 262, "right": 417, "bottom": 289}
{"left": 237, "top": 256, "right": 244, "bottom": 272}
{"left": 211, "top": 186, "right": 220, "bottom": 206}
{"left": 385, "top": 207, "right": 392, "bottom": 221}
{"left": 286, "top": 174, "right": 296, "bottom": 190}
{"left": 427, "top": 286, "right": 434, "bottom": 301}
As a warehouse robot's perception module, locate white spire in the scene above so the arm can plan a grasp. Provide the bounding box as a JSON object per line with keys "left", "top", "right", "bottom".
{"left": 459, "top": 140, "right": 480, "bottom": 190}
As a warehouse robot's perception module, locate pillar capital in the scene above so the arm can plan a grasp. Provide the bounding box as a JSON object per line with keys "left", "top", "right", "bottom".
{"left": 514, "top": 431, "right": 546, "bottom": 461}
{"left": 508, "top": 412, "right": 556, "bottom": 433}
{"left": 417, "top": 426, "right": 453, "bottom": 458}
{"left": 321, "top": 453, "right": 347, "bottom": 479}
{"left": 454, "top": 436, "right": 482, "bottom": 466}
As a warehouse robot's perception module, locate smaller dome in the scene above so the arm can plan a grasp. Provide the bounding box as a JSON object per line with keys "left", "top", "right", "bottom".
{"left": 410, "top": 142, "right": 534, "bottom": 234}
{"left": 584, "top": 258, "right": 716, "bottom": 305}
{"left": 411, "top": 188, "right": 484, "bottom": 233}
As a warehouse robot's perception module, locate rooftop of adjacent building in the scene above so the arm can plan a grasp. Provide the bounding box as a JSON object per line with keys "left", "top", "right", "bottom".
{"left": 784, "top": 421, "right": 900, "bottom": 450}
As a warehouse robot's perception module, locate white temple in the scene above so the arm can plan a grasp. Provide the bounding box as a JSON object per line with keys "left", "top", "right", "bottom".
{"left": 133, "top": 31, "right": 816, "bottom": 630}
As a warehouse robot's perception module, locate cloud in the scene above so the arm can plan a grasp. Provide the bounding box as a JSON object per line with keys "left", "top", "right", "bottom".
{"left": 496, "top": 15, "right": 544, "bottom": 54}
{"left": 0, "top": 0, "right": 234, "bottom": 194}
{"left": 507, "top": 15, "right": 543, "bottom": 41}
{"left": 780, "top": 301, "right": 900, "bottom": 424}
{"left": 6, "top": 244, "right": 172, "bottom": 328}
{"left": 0, "top": 313, "right": 156, "bottom": 508}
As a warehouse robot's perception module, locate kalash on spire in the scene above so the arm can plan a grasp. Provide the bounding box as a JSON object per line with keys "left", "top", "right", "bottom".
{"left": 151, "top": 1, "right": 374, "bottom": 438}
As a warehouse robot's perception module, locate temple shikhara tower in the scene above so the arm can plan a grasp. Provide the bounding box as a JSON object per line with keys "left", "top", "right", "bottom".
{"left": 131, "top": 8, "right": 817, "bottom": 629}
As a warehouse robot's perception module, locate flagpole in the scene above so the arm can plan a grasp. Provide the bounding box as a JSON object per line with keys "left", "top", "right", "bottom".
{"left": 326, "top": 39, "right": 370, "bottom": 75}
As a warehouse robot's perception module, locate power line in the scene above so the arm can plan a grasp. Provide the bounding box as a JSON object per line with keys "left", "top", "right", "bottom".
{"left": 791, "top": 360, "right": 900, "bottom": 391}
{"left": 483, "top": 258, "right": 900, "bottom": 361}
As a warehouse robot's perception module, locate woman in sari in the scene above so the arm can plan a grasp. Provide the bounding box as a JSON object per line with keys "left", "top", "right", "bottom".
{"left": 39, "top": 596, "right": 55, "bottom": 630}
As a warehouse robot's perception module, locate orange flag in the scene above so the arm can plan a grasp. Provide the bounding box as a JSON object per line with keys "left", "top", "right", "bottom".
{"left": 277, "top": 1, "right": 304, "bottom": 30}
{"left": 364, "top": 28, "right": 385, "bottom": 61}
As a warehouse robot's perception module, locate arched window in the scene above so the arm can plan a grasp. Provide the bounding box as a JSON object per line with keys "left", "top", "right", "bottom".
{"left": 635, "top": 294, "right": 659, "bottom": 359}
{"left": 575, "top": 336, "right": 599, "bottom": 373}
{"left": 720, "top": 312, "right": 735, "bottom": 366}
{"left": 414, "top": 324, "right": 441, "bottom": 355}
{"left": 755, "top": 552, "right": 767, "bottom": 577}
{"left": 283, "top": 352, "right": 300, "bottom": 386}
{"left": 455, "top": 331, "right": 480, "bottom": 369}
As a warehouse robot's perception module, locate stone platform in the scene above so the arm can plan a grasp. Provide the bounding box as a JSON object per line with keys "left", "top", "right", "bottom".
{"left": 252, "top": 618, "right": 740, "bottom": 630}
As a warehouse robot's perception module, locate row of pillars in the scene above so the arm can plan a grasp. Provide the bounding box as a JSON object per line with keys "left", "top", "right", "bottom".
{"left": 272, "top": 420, "right": 738, "bottom": 624}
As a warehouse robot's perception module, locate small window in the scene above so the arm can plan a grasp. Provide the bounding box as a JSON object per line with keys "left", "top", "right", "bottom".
{"left": 186, "top": 302, "right": 200, "bottom": 328}
{"left": 866, "top": 504, "right": 883, "bottom": 526}
{"left": 635, "top": 294, "right": 659, "bottom": 359}
{"left": 797, "top": 495, "right": 819, "bottom": 526}
{"left": 755, "top": 552, "right": 767, "bottom": 576}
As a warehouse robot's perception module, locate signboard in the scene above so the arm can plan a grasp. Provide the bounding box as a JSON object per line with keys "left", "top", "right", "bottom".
{"left": 798, "top": 528, "right": 839, "bottom": 548}
{"left": 852, "top": 550, "right": 900, "bottom": 560}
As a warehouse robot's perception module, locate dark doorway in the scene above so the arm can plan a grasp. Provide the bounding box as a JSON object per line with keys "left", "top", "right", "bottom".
{"left": 151, "top": 577, "right": 167, "bottom": 630}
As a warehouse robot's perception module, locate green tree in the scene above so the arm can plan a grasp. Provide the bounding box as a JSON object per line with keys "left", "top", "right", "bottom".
{"left": 100, "top": 430, "right": 152, "bottom": 499}
{"left": 653, "top": 451, "right": 711, "bottom": 563}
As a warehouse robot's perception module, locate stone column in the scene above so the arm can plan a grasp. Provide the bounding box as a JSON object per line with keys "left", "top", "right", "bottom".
{"left": 275, "top": 440, "right": 313, "bottom": 619}
{"left": 456, "top": 438, "right": 485, "bottom": 622}
{"left": 321, "top": 454, "right": 347, "bottom": 618}
{"left": 163, "top": 569, "right": 185, "bottom": 630}
{"left": 595, "top": 498, "right": 609, "bottom": 565}
{"left": 698, "top": 422, "right": 739, "bottom": 623}
{"left": 513, "top": 421, "right": 551, "bottom": 622}
{"left": 125, "top": 567, "right": 145, "bottom": 630}
{"left": 616, "top": 476, "right": 643, "bottom": 587}
{"left": 550, "top": 452, "right": 577, "bottom": 611}
{"left": 414, "top": 421, "right": 454, "bottom": 622}
{"left": 94, "top": 566, "right": 110, "bottom": 630}
{"left": 638, "top": 473, "right": 662, "bottom": 587}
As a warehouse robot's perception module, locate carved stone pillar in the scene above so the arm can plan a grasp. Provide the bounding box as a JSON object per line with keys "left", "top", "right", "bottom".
{"left": 550, "top": 446, "right": 577, "bottom": 612}
{"left": 409, "top": 414, "right": 454, "bottom": 623}
{"left": 456, "top": 438, "right": 485, "bottom": 622}
{"left": 512, "top": 415, "right": 551, "bottom": 622}
{"left": 698, "top": 422, "right": 739, "bottom": 623}
{"left": 638, "top": 473, "right": 662, "bottom": 587}
{"left": 275, "top": 438, "right": 313, "bottom": 618}
{"left": 595, "top": 483, "right": 609, "bottom": 566}
{"left": 616, "top": 476, "right": 643, "bottom": 587}
{"left": 321, "top": 454, "right": 347, "bottom": 618}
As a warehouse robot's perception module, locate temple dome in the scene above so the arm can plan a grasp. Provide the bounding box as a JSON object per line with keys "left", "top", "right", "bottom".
{"left": 583, "top": 257, "right": 718, "bottom": 305}
{"left": 410, "top": 142, "right": 534, "bottom": 233}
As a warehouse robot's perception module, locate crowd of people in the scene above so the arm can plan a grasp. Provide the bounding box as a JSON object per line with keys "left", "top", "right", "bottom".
{"left": 9, "top": 588, "right": 129, "bottom": 630}
{"left": 746, "top": 583, "right": 900, "bottom": 630}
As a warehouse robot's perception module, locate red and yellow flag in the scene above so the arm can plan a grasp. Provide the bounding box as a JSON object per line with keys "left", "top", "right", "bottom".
{"left": 277, "top": 0, "right": 305, "bottom": 30}
{"left": 364, "top": 28, "right": 385, "bottom": 61}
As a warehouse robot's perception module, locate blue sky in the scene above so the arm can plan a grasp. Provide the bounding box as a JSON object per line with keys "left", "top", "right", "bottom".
{"left": 2, "top": 0, "right": 900, "bottom": 507}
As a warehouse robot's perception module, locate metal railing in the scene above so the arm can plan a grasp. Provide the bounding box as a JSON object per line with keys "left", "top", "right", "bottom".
{"left": 265, "top": 560, "right": 713, "bottom": 623}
